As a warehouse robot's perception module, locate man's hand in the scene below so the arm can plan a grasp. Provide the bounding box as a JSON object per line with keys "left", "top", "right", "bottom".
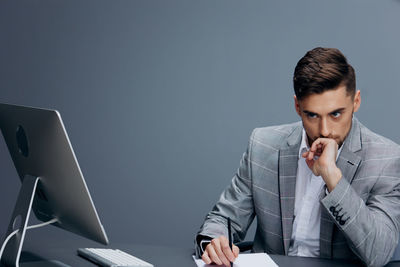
{"left": 302, "top": 138, "right": 342, "bottom": 191}
{"left": 202, "top": 236, "right": 239, "bottom": 266}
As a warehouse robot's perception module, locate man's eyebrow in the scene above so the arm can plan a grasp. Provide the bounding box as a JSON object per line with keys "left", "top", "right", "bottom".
{"left": 302, "top": 108, "right": 346, "bottom": 115}
{"left": 303, "top": 110, "right": 317, "bottom": 115}
{"left": 329, "top": 108, "right": 346, "bottom": 114}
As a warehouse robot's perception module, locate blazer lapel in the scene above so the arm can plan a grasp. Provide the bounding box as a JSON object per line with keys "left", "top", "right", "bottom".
{"left": 338, "top": 117, "right": 363, "bottom": 184}
{"left": 279, "top": 125, "right": 302, "bottom": 255}
{"left": 336, "top": 146, "right": 362, "bottom": 184}
{"left": 319, "top": 117, "right": 362, "bottom": 258}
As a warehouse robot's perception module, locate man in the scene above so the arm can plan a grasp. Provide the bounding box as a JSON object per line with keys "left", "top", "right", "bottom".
{"left": 195, "top": 47, "right": 400, "bottom": 266}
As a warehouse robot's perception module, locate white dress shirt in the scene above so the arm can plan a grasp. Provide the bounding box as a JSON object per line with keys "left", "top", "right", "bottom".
{"left": 287, "top": 130, "right": 343, "bottom": 257}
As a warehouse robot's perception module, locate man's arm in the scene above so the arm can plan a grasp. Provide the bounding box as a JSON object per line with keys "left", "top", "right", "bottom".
{"left": 304, "top": 138, "right": 400, "bottom": 266}
{"left": 321, "top": 157, "right": 400, "bottom": 266}
{"left": 195, "top": 130, "right": 256, "bottom": 263}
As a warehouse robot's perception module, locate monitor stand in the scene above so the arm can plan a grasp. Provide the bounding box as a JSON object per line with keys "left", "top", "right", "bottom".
{"left": 1, "top": 175, "right": 70, "bottom": 267}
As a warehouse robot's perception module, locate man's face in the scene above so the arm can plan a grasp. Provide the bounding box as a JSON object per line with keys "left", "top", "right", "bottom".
{"left": 294, "top": 85, "right": 361, "bottom": 147}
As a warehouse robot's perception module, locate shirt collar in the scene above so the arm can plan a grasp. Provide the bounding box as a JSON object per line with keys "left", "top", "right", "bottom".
{"left": 299, "top": 129, "right": 310, "bottom": 158}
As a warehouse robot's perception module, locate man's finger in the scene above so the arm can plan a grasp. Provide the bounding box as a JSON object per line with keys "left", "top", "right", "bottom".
{"left": 211, "top": 238, "right": 230, "bottom": 266}
{"left": 220, "top": 237, "right": 235, "bottom": 263}
{"left": 305, "top": 158, "right": 314, "bottom": 170}
{"left": 233, "top": 245, "right": 239, "bottom": 258}
{"left": 310, "top": 138, "right": 322, "bottom": 151}
{"left": 201, "top": 250, "right": 212, "bottom": 265}
{"left": 206, "top": 244, "right": 223, "bottom": 265}
{"left": 307, "top": 151, "right": 314, "bottom": 161}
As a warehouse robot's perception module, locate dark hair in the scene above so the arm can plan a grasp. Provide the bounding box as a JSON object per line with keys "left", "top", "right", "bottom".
{"left": 293, "top": 47, "right": 355, "bottom": 100}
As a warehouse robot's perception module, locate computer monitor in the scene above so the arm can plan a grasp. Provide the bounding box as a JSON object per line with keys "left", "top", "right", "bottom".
{"left": 0, "top": 103, "right": 109, "bottom": 266}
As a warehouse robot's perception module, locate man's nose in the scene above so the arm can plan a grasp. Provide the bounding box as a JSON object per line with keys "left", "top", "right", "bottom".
{"left": 319, "top": 118, "right": 331, "bottom": 138}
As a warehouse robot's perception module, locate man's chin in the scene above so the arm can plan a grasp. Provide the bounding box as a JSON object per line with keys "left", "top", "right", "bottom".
{"left": 330, "top": 137, "right": 344, "bottom": 148}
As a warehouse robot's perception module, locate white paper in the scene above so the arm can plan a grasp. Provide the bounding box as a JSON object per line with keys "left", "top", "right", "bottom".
{"left": 193, "top": 253, "right": 278, "bottom": 267}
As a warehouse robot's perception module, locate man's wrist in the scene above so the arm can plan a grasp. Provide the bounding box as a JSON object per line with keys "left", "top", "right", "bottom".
{"left": 325, "top": 166, "right": 342, "bottom": 192}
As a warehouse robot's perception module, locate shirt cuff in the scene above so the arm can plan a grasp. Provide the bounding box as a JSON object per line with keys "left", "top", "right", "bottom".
{"left": 196, "top": 234, "right": 213, "bottom": 256}
{"left": 200, "top": 239, "right": 212, "bottom": 254}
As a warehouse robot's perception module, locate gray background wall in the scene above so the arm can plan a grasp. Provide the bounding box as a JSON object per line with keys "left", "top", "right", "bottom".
{"left": 1, "top": 0, "right": 400, "bottom": 249}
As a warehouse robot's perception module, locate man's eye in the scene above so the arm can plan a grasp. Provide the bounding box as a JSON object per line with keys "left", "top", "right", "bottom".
{"left": 331, "top": 112, "right": 341, "bottom": 118}
{"left": 307, "top": 113, "right": 317, "bottom": 118}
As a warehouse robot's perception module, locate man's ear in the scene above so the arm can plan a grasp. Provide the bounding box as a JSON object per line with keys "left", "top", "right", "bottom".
{"left": 294, "top": 95, "right": 301, "bottom": 116}
{"left": 353, "top": 90, "right": 361, "bottom": 113}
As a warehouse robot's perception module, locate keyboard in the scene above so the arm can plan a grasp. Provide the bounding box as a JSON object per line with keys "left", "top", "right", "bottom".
{"left": 77, "top": 248, "right": 154, "bottom": 267}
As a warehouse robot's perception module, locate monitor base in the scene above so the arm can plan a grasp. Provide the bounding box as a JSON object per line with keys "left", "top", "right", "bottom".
{"left": 1, "top": 175, "right": 40, "bottom": 266}
{"left": 0, "top": 260, "right": 70, "bottom": 267}
{"left": 19, "top": 260, "right": 70, "bottom": 267}
{"left": 0, "top": 175, "right": 64, "bottom": 267}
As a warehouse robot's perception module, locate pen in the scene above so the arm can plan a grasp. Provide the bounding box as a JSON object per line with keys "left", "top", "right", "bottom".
{"left": 228, "top": 217, "right": 233, "bottom": 267}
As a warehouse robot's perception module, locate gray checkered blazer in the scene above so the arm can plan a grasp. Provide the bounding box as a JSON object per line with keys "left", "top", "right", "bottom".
{"left": 196, "top": 118, "right": 400, "bottom": 266}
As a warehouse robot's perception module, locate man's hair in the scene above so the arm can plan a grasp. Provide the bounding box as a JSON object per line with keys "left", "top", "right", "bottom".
{"left": 293, "top": 47, "right": 356, "bottom": 100}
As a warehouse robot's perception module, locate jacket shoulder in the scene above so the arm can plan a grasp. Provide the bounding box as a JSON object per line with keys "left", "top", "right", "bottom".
{"left": 250, "top": 121, "right": 302, "bottom": 151}
{"left": 359, "top": 123, "right": 400, "bottom": 156}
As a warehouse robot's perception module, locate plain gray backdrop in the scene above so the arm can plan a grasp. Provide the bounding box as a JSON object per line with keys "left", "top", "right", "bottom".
{"left": 1, "top": 0, "right": 400, "bottom": 250}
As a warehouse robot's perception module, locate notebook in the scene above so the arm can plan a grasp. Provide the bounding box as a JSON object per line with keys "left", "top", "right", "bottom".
{"left": 192, "top": 253, "right": 278, "bottom": 267}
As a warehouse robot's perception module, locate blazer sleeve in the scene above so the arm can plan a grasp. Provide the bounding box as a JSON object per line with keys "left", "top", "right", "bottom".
{"left": 321, "top": 154, "right": 400, "bottom": 267}
{"left": 195, "top": 130, "right": 256, "bottom": 257}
